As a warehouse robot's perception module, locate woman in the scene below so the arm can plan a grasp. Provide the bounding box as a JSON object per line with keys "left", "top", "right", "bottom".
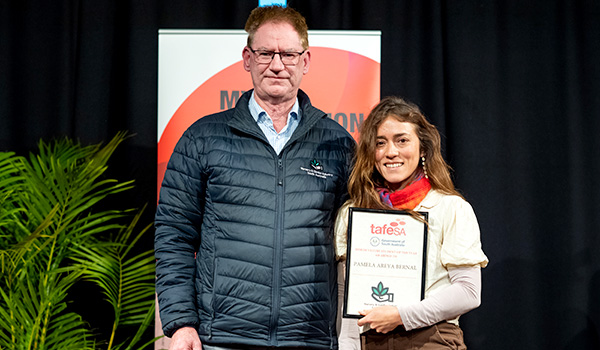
{"left": 336, "top": 97, "right": 488, "bottom": 349}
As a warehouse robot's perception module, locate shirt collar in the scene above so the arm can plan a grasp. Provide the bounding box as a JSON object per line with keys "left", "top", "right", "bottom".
{"left": 249, "top": 91, "right": 301, "bottom": 125}
{"left": 415, "top": 189, "right": 443, "bottom": 209}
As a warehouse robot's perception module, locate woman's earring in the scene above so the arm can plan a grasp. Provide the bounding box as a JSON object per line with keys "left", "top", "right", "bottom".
{"left": 422, "top": 156, "right": 428, "bottom": 179}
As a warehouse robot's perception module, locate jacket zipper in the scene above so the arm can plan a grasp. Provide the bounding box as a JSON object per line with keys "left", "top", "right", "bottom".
{"left": 270, "top": 156, "right": 284, "bottom": 345}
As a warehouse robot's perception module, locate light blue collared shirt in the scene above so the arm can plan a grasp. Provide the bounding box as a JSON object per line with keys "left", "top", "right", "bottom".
{"left": 249, "top": 91, "right": 301, "bottom": 155}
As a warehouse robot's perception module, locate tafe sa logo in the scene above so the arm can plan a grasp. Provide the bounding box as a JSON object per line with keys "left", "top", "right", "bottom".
{"left": 370, "top": 218, "right": 406, "bottom": 236}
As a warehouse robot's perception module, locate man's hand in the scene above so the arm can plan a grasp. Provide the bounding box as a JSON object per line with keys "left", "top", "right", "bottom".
{"left": 357, "top": 306, "right": 403, "bottom": 334}
{"left": 169, "top": 327, "right": 202, "bottom": 350}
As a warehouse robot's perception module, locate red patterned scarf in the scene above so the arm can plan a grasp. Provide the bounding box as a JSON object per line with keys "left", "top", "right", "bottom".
{"left": 377, "top": 176, "right": 432, "bottom": 210}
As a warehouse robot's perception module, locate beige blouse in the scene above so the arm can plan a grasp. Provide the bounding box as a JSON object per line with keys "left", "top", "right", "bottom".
{"left": 334, "top": 189, "right": 488, "bottom": 328}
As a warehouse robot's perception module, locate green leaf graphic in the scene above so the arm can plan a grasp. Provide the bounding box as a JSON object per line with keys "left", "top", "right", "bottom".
{"left": 371, "top": 282, "right": 389, "bottom": 296}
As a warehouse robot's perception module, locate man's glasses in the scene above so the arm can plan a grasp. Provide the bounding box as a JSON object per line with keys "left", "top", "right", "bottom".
{"left": 248, "top": 48, "right": 306, "bottom": 66}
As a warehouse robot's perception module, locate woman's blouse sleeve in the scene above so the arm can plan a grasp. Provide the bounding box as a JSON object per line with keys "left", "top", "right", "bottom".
{"left": 440, "top": 197, "right": 488, "bottom": 268}
{"left": 334, "top": 201, "right": 352, "bottom": 261}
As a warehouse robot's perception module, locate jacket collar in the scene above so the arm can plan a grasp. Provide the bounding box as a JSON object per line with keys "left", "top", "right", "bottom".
{"left": 415, "top": 189, "right": 444, "bottom": 210}
{"left": 228, "top": 89, "right": 326, "bottom": 145}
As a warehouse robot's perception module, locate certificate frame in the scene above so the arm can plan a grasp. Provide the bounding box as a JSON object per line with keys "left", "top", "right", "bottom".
{"left": 343, "top": 207, "right": 428, "bottom": 318}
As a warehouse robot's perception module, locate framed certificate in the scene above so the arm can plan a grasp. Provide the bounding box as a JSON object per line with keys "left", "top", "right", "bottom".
{"left": 343, "top": 207, "right": 428, "bottom": 318}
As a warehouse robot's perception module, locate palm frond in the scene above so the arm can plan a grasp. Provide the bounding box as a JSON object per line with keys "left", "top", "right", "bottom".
{"left": 0, "top": 265, "right": 93, "bottom": 350}
{"left": 0, "top": 132, "right": 156, "bottom": 350}
{"left": 70, "top": 209, "right": 155, "bottom": 350}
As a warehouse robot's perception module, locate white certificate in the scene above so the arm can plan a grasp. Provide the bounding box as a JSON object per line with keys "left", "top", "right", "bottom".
{"left": 343, "top": 208, "right": 428, "bottom": 318}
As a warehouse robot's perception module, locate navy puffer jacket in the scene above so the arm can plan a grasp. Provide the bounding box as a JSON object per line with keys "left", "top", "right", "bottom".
{"left": 155, "top": 90, "right": 355, "bottom": 349}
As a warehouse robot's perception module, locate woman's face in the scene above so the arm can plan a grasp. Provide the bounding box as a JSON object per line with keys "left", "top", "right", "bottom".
{"left": 374, "top": 117, "right": 422, "bottom": 191}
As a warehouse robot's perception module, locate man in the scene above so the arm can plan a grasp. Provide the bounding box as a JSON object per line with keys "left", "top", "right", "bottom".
{"left": 155, "top": 5, "right": 355, "bottom": 350}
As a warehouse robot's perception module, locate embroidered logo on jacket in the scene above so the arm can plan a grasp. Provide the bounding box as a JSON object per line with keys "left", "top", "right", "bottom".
{"left": 301, "top": 159, "right": 334, "bottom": 179}
{"left": 310, "top": 159, "right": 323, "bottom": 171}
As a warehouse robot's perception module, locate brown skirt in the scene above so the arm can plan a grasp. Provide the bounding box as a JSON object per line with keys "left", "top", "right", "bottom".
{"left": 360, "top": 322, "right": 466, "bottom": 350}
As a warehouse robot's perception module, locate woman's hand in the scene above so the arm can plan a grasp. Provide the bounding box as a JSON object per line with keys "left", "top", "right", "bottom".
{"left": 357, "top": 306, "right": 403, "bottom": 333}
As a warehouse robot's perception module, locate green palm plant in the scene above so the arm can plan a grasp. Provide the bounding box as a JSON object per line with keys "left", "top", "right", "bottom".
{"left": 0, "top": 132, "right": 158, "bottom": 350}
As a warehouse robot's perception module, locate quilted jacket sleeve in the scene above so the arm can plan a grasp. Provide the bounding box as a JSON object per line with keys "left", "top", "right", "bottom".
{"left": 336, "top": 138, "right": 354, "bottom": 211}
{"left": 155, "top": 129, "right": 206, "bottom": 337}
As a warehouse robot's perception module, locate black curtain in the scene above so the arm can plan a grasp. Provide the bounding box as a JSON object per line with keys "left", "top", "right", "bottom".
{"left": 2, "top": 1, "right": 599, "bottom": 349}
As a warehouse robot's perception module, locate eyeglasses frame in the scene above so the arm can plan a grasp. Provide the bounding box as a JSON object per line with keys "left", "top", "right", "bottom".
{"left": 248, "top": 47, "right": 307, "bottom": 66}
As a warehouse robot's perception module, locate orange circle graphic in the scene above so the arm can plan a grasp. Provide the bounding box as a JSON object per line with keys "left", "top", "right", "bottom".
{"left": 158, "top": 47, "right": 380, "bottom": 194}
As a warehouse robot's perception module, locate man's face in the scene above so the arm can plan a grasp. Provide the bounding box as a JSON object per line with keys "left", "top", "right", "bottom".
{"left": 243, "top": 21, "right": 310, "bottom": 105}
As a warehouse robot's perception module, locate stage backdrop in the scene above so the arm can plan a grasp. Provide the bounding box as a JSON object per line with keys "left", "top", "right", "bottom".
{"left": 156, "top": 29, "right": 380, "bottom": 348}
